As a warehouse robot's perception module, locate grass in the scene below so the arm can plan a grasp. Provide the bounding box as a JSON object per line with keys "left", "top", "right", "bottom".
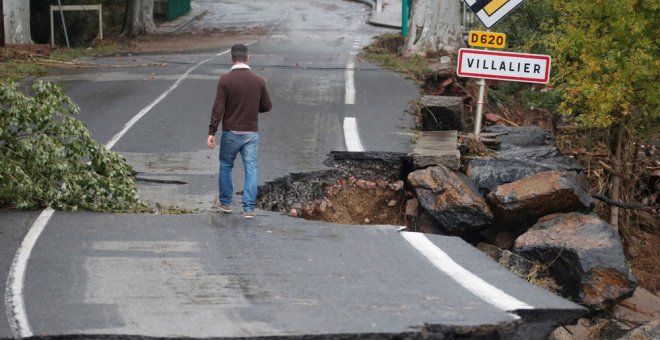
{"left": 0, "top": 61, "right": 48, "bottom": 81}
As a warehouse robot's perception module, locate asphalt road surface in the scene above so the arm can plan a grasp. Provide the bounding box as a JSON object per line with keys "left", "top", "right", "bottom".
{"left": 1, "top": 0, "right": 585, "bottom": 338}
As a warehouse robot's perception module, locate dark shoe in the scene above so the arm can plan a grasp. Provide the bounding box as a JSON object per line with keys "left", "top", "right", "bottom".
{"left": 241, "top": 210, "right": 256, "bottom": 219}
{"left": 216, "top": 202, "right": 232, "bottom": 213}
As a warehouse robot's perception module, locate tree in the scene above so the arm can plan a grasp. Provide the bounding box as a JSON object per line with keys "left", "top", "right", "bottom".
{"left": 405, "top": 0, "right": 463, "bottom": 56}
{"left": 3, "top": 0, "right": 32, "bottom": 44}
{"left": 121, "top": 0, "right": 156, "bottom": 38}
{"left": 547, "top": 0, "right": 659, "bottom": 228}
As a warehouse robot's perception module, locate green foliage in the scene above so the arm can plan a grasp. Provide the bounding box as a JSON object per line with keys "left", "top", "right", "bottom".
{"left": 0, "top": 62, "right": 48, "bottom": 82}
{"left": 546, "top": 0, "right": 659, "bottom": 129}
{"left": 0, "top": 80, "right": 146, "bottom": 212}
{"left": 492, "top": 0, "right": 559, "bottom": 53}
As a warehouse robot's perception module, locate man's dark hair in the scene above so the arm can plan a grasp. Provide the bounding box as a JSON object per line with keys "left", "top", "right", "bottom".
{"left": 231, "top": 44, "right": 249, "bottom": 62}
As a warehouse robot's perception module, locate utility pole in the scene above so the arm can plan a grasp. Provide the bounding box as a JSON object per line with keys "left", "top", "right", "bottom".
{"left": 1, "top": 0, "right": 5, "bottom": 47}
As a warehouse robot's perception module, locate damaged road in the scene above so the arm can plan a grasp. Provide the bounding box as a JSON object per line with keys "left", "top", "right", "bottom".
{"left": 1, "top": 0, "right": 587, "bottom": 339}
{"left": 11, "top": 211, "right": 584, "bottom": 339}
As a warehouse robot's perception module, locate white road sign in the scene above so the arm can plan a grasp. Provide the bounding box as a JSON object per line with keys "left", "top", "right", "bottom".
{"left": 463, "top": 0, "right": 528, "bottom": 28}
{"left": 457, "top": 48, "right": 551, "bottom": 84}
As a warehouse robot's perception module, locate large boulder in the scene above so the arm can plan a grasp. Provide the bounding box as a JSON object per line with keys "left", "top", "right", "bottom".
{"left": 466, "top": 126, "right": 583, "bottom": 194}
{"left": 514, "top": 212, "right": 637, "bottom": 310}
{"left": 408, "top": 165, "right": 493, "bottom": 235}
{"left": 487, "top": 170, "right": 593, "bottom": 232}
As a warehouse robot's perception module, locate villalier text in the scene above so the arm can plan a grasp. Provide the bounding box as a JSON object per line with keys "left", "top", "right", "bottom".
{"left": 467, "top": 58, "right": 542, "bottom": 74}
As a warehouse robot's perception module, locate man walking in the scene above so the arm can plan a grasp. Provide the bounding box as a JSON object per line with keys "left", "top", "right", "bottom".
{"left": 207, "top": 44, "right": 272, "bottom": 218}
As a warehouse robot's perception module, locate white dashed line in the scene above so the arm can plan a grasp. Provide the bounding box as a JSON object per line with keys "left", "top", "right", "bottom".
{"left": 345, "top": 56, "right": 356, "bottom": 105}
{"left": 343, "top": 117, "right": 365, "bottom": 152}
{"left": 401, "top": 232, "right": 534, "bottom": 312}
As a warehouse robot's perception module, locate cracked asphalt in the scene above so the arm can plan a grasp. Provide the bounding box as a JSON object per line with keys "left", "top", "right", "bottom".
{"left": 0, "top": 1, "right": 585, "bottom": 338}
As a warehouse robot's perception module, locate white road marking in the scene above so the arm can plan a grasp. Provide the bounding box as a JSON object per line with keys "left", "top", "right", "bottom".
{"left": 105, "top": 46, "right": 244, "bottom": 150}
{"left": 343, "top": 117, "right": 365, "bottom": 152}
{"left": 401, "top": 232, "right": 534, "bottom": 312}
{"left": 5, "top": 208, "right": 54, "bottom": 337}
{"left": 5, "top": 45, "right": 253, "bottom": 337}
{"left": 345, "top": 54, "right": 356, "bottom": 105}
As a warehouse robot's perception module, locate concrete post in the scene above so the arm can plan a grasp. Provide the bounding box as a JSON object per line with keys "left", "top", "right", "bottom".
{"left": 1, "top": 1, "right": 5, "bottom": 47}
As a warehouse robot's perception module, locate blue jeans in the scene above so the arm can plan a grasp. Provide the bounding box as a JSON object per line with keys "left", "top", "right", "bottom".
{"left": 218, "top": 131, "right": 259, "bottom": 212}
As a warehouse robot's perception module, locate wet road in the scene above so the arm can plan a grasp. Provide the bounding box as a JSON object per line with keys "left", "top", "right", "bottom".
{"left": 38, "top": 0, "right": 418, "bottom": 211}
{"left": 1, "top": 0, "right": 584, "bottom": 338}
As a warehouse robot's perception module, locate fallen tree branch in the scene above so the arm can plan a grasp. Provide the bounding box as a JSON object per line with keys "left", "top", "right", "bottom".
{"left": 591, "top": 193, "right": 656, "bottom": 212}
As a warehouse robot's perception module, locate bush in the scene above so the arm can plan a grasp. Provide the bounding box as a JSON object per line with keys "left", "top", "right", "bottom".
{"left": 0, "top": 80, "right": 146, "bottom": 212}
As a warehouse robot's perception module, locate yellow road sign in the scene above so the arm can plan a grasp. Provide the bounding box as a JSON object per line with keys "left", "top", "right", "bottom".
{"left": 468, "top": 31, "right": 507, "bottom": 49}
{"left": 463, "top": 0, "right": 528, "bottom": 28}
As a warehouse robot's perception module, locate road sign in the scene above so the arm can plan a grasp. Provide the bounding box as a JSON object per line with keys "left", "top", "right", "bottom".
{"left": 468, "top": 31, "right": 506, "bottom": 49}
{"left": 463, "top": 0, "right": 528, "bottom": 28}
{"left": 457, "top": 48, "right": 551, "bottom": 84}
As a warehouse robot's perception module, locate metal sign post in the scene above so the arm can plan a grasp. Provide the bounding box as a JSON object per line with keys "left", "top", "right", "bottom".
{"left": 473, "top": 78, "right": 487, "bottom": 136}
{"left": 459, "top": 0, "right": 547, "bottom": 139}
{"left": 402, "top": 0, "right": 409, "bottom": 37}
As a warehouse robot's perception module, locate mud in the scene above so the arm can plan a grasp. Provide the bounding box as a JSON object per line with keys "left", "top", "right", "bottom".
{"left": 257, "top": 152, "right": 412, "bottom": 225}
{"left": 131, "top": 27, "right": 268, "bottom": 54}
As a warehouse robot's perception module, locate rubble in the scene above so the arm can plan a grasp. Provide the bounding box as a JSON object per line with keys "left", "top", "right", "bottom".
{"left": 408, "top": 165, "right": 493, "bottom": 235}
{"left": 487, "top": 170, "right": 593, "bottom": 233}
{"left": 514, "top": 212, "right": 637, "bottom": 310}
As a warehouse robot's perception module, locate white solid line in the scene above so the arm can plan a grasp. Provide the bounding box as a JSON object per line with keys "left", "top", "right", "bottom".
{"left": 401, "top": 232, "right": 534, "bottom": 312}
{"left": 5, "top": 208, "right": 55, "bottom": 338}
{"left": 105, "top": 47, "right": 237, "bottom": 150}
{"left": 343, "top": 117, "right": 365, "bottom": 152}
{"left": 345, "top": 57, "right": 356, "bottom": 105}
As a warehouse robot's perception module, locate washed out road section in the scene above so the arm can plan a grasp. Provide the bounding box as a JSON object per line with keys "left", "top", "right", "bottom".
{"left": 20, "top": 211, "right": 565, "bottom": 337}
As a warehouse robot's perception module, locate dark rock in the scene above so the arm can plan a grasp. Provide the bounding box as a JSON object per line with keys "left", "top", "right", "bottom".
{"left": 419, "top": 95, "right": 463, "bottom": 131}
{"left": 466, "top": 126, "right": 583, "bottom": 194}
{"left": 466, "top": 156, "right": 583, "bottom": 195}
{"left": 618, "top": 320, "right": 660, "bottom": 340}
{"left": 497, "top": 249, "right": 535, "bottom": 279}
{"left": 487, "top": 170, "right": 593, "bottom": 233}
{"left": 414, "top": 211, "right": 444, "bottom": 234}
{"left": 408, "top": 165, "right": 493, "bottom": 235}
{"left": 483, "top": 125, "right": 554, "bottom": 150}
{"left": 514, "top": 212, "right": 637, "bottom": 310}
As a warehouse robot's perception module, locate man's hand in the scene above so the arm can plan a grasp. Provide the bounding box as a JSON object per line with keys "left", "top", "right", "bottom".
{"left": 207, "top": 135, "right": 216, "bottom": 149}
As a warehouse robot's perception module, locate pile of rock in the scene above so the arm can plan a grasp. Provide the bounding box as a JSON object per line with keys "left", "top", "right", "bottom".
{"left": 404, "top": 126, "right": 639, "bottom": 321}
